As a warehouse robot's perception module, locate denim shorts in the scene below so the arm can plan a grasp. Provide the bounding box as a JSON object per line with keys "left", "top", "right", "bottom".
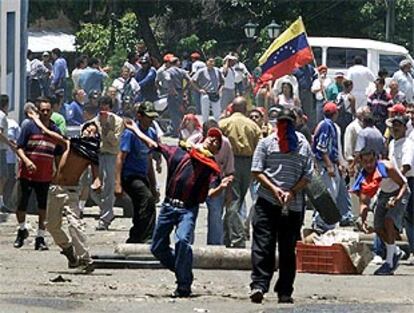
{"left": 374, "top": 190, "right": 410, "bottom": 232}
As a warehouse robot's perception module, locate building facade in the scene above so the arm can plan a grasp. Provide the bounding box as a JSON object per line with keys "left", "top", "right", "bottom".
{"left": 0, "top": 0, "right": 28, "bottom": 121}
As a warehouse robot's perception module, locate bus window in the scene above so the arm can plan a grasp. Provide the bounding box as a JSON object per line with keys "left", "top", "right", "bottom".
{"left": 327, "top": 48, "right": 367, "bottom": 68}
{"left": 379, "top": 54, "right": 405, "bottom": 76}
{"left": 312, "top": 46, "right": 322, "bottom": 65}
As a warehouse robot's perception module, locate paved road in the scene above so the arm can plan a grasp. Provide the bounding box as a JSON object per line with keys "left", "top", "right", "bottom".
{"left": 1, "top": 208, "right": 413, "bottom": 313}
{"left": 1, "top": 153, "right": 413, "bottom": 312}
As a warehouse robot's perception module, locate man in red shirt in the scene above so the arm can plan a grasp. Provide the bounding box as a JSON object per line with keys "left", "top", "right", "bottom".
{"left": 14, "top": 97, "right": 62, "bottom": 250}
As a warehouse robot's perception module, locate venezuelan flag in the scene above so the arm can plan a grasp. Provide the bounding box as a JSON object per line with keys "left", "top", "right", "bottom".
{"left": 258, "top": 17, "right": 314, "bottom": 81}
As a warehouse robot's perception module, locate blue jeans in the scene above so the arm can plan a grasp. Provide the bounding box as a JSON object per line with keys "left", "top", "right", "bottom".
{"left": 167, "top": 93, "right": 183, "bottom": 136}
{"left": 191, "top": 90, "right": 201, "bottom": 115}
{"left": 151, "top": 202, "right": 199, "bottom": 291}
{"left": 315, "top": 99, "right": 325, "bottom": 126}
{"left": 91, "top": 153, "right": 116, "bottom": 224}
{"left": 206, "top": 191, "right": 225, "bottom": 245}
{"left": 405, "top": 177, "right": 414, "bottom": 253}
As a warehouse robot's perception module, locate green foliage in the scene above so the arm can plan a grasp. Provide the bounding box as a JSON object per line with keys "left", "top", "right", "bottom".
{"left": 201, "top": 39, "right": 218, "bottom": 57}
{"left": 75, "top": 23, "right": 111, "bottom": 60}
{"left": 176, "top": 34, "right": 201, "bottom": 55}
{"left": 75, "top": 11, "right": 140, "bottom": 73}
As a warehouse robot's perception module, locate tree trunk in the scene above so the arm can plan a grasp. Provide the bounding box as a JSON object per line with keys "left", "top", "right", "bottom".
{"left": 134, "top": 11, "right": 161, "bottom": 65}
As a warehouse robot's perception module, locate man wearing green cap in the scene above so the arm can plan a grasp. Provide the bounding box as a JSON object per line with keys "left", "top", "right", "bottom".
{"left": 115, "top": 101, "right": 159, "bottom": 243}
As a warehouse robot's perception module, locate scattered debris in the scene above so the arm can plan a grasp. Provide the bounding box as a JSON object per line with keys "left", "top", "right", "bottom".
{"left": 193, "top": 308, "right": 209, "bottom": 313}
{"left": 50, "top": 275, "right": 72, "bottom": 283}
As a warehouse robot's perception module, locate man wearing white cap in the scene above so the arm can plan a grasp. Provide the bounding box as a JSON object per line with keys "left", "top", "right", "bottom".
{"left": 346, "top": 56, "right": 376, "bottom": 110}
{"left": 392, "top": 59, "right": 414, "bottom": 103}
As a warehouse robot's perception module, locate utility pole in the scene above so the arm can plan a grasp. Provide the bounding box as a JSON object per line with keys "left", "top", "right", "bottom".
{"left": 412, "top": 1, "right": 414, "bottom": 53}
{"left": 385, "top": 0, "right": 395, "bottom": 42}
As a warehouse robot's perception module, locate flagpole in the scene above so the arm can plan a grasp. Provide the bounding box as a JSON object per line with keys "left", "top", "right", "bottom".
{"left": 299, "top": 16, "right": 327, "bottom": 101}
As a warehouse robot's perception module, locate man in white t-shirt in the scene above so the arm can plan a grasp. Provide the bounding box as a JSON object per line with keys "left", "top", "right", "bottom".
{"left": 346, "top": 56, "right": 376, "bottom": 110}
{"left": 221, "top": 54, "right": 237, "bottom": 111}
{"left": 190, "top": 52, "right": 206, "bottom": 114}
{"left": 387, "top": 115, "right": 414, "bottom": 265}
{"left": 233, "top": 57, "right": 250, "bottom": 96}
{"left": 0, "top": 95, "right": 9, "bottom": 212}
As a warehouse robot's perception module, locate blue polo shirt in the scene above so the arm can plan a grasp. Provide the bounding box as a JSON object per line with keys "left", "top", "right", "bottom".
{"left": 312, "top": 118, "right": 339, "bottom": 163}
{"left": 120, "top": 122, "right": 157, "bottom": 178}
{"left": 65, "top": 100, "right": 84, "bottom": 126}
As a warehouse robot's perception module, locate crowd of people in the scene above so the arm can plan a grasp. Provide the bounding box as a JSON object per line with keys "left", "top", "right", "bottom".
{"left": 0, "top": 42, "right": 414, "bottom": 303}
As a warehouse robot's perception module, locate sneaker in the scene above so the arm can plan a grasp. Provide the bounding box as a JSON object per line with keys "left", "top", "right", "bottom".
{"left": 407, "top": 255, "right": 414, "bottom": 265}
{"left": 171, "top": 288, "right": 192, "bottom": 298}
{"left": 371, "top": 255, "right": 383, "bottom": 265}
{"left": 391, "top": 250, "right": 404, "bottom": 272}
{"left": 95, "top": 220, "right": 109, "bottom": 231}
{"left": 278, "top": 295, "right": 294, "bottom": 304}
{"left": 13, "top": 228, "right": 29, "bottom": 248}
{"left": 250, "top": 289, "right": 264, "bottom": 304}
{"left": 34, "top": 236, "right": 49, "bottom": 251}
{"left": 339, "top": 219, "right": 355, "bottom": 227}
{"left": 374, "top": 262, "right": 394, "bottom": 275}
{"left": 78, "top": 259, "right": 95, "bottom": 274}
{"left": 60, "top": 246, "right": 79, "bottom": 268}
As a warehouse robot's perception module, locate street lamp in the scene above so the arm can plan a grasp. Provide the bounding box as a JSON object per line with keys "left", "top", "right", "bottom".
{"left": 244, "top": 21, "right": 259, "bottom": 39}
{"left": 267, "top": 20, "right": 281, "bottom": 39}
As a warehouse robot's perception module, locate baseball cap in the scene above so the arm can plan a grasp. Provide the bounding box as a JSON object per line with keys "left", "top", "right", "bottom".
{"left": 268, "top": 106, "right": 281, "bottom": 122}
{"left": 251, "top": 107, "right": 267, "bottom": 117}
{"left": 206, "top": 127, "right": 223, "bottom": 148}
{"left": 317, "top": 65, "right": 328, "bottom": 73}
{"left": 138, "top": 101, "right": 159, "bottom": 118}
{"left": 388, "top": 103, "right": 406, "bottom": 115}
{"left": 276, "top": 106, "right": 296, "bottom": 122}
{"left": 42, "top": 51, "right": 50, "bottom": 57}
{"left": 323, "top": 102, "right": 338, "bottom": 114}
{"left": 88, "top": 90, "right": 100, "bottom": 99}
{"left": 386, "top": 115, "right": 409, "bottom": 127}
{"left": 139, "top": 56, "right": 150, "bottom": 64}
{"left": 334, "top": 71, "right": 345, "bottom": 78}
{"left": 163, "top": 53, "right": 174, "bottom": 63}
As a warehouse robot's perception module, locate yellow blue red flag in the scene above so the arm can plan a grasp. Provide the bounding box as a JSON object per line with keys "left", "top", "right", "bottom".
{"left": 258, "top": 17, "right": 314, "bottom": 82}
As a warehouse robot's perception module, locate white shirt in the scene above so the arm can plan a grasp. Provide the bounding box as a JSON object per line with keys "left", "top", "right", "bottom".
{"left": 112, "top": 77, "right": 140, "bottom": 103}
{"left": 389, "top": 137, "right": 414, "bottom": 177}
{"left": 0, "top": 110, "right": 8, "bottom": 151}
{"left": 191, "top": 60, "right": 206, "bottom": 74}
{"left": 311, "top": 76, "right": 332, "bottom": 100}
{"left": 6, "top": 118, "right": 20, "bottom": 164}
{"left": 221, "top": 67, "right": 235, "bottom": 89}
{"left": 346, "top": 64, "right": 376, "bottom": 94}
{"left": 392, "top": 70, "right": 414, "bottom": 103}
{"left": 233, "top": 62, "right": 250, "bottom": 83}
{"left": 71, "top": 68, "right": 84, "bottom": 90}
{"left": 343, "top": 118, "right": 363, "bottom": 161}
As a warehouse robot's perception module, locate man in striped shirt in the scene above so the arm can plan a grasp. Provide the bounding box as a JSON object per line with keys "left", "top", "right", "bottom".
{"left": 249, "top": 106, "right": 313, "bottom": 304}
{"left": 14, "top": 97, "right": 62, "bottom": 250}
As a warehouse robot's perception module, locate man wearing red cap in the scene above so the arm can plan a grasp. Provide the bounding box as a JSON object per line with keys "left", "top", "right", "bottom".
{"left": 312, "top": 102, "right": 353, "bottom": 231}
{"left": 124, "top": 121, "right": 232, "bottom": 297}
{"left": 311, "top": 65, "right": 332, "bottom": 124}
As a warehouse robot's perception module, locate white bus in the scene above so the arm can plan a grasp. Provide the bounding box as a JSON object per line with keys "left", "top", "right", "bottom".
{"left": 308, "top": 37, "right": 414, "bottom": 77}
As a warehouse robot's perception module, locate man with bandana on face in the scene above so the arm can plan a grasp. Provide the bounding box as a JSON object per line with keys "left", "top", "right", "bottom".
{"left": 249, "top": 106, "right": 313, "bottom": 304}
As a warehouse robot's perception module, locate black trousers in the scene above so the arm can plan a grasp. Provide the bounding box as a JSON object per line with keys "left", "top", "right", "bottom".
{"left": 250, "top": 197, "right": 302, "bottom": 297}
{"left": 122, "top": 176, "right": 156, "bottom": 243}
